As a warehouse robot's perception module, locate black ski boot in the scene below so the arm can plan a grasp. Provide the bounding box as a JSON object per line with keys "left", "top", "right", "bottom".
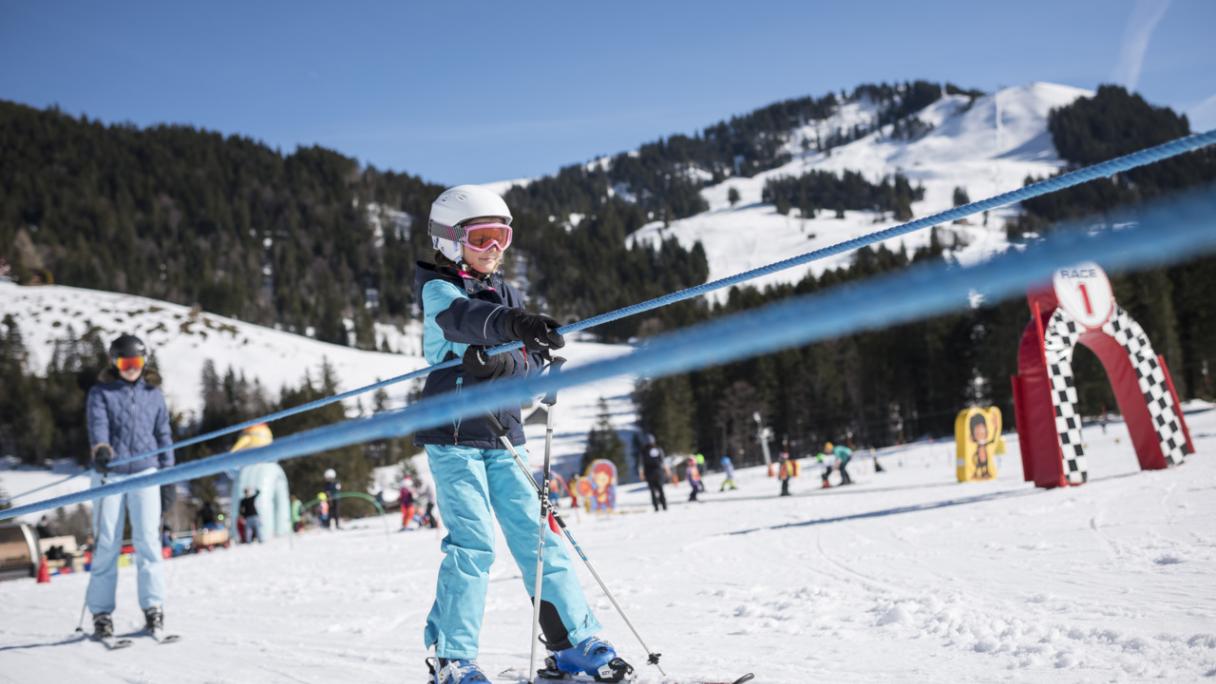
{"left": 145, "top": 606, "right": 164, "bottom": 633}
{"left": 92, "top": 613, "right": 114, "bottom": 639}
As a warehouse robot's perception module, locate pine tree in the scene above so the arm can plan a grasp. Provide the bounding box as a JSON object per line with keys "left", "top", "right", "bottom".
{"left": 581, "top": 397, "right": 627, "bottom": 477}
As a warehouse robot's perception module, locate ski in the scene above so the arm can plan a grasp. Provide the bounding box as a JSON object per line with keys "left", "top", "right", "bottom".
{"left": 117, "top": 628, "right": 182, "bottom": 645}
{"left": 91, "top": 634, "right": 133, "bottom": 650}
{"left": 147, "top": 629, "right": 181, "bottom": 645}
{"left": 502, "top": 667, "right": 753, "bottom": 684}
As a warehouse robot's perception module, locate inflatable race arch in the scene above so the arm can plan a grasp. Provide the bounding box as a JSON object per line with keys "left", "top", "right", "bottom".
{"left": 1011, "top": 263, "right": 1195, "bottom": 488}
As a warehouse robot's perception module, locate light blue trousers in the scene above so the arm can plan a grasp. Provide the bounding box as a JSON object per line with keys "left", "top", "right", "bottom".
{"left": 424, "top": 444, "right": 601, "bottom": 659}
{"left": 86, "top": 468, "right": 165, "bottom": 615}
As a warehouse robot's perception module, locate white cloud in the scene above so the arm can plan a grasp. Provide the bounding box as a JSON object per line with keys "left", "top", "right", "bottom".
{"left": 1111, "top": 0, "right": 1170, "bottom": 91}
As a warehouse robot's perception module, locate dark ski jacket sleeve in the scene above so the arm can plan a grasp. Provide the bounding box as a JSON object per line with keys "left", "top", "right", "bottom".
{"left": 414, "top": 261, "right": 547, "bottom": 448}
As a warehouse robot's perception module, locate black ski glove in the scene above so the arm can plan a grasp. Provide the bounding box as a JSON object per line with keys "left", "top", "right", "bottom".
{"left": 505, "top": 310, "right": 565, "bottom": 354}
{"left": 93, "top": 444, "right": 114, "bottom": 473}
{"left": 462, "top": 345, "right": 519, "bottom": 381}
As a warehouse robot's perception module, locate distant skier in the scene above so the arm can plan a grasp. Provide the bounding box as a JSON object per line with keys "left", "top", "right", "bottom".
{"left": 719, "top": 454, "right": 738, "bottom": 491}
{"left": 414, "top": 478, "right": 439, "bottom": 529}
{"left": 84, "top": 334, "right": 173, "bottom": 641}
{"left": 317, "top": 492, "right": 330, "bottom": 528}
{"left": 239, "top": 488, "right": 262, "bottom": 543}
{"left": 290, "top": 494, "right": 303, "bottom": 532}
{"left": 323, "top": 468, "right": 341, "bottom": 529}
{"left": 399, "top": 478, "right": 416, "bottom": 530}
{"left": 414, "top": 186, "right": 631, "bottom": 683}
{"left": 826, "top": 442, "right": 854, "bottom": 485}
{"left": 817, "top": 450, "right": 833, "bottom": 488}
{"left": 685, "top": 456, "right": 704, "bottom": 502}
{"left": 638, "top": 434, "right": 669, "bottom": 512}
{"left": 777, "top": 452, "right": 794, "bottom": 496}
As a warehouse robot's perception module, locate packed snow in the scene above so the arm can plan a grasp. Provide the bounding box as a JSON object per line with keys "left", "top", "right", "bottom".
{"left": 2, "top": 406, "right": 1213, "bottom": 683}
{"left": 626, "top": 83, "right": 1092, "bottom": 300}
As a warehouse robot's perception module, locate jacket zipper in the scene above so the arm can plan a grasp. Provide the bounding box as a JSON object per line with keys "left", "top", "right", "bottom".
{"left": 452, "top": 376, "right": 463, "bottom": 444}
{"left": 127, "top": 384, "right": 137, "bottom": 471}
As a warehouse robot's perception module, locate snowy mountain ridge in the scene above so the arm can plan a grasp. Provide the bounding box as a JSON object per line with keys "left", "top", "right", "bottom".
{"left": 628, "top": 82, "right": 1092, "bottom": 300}
{"left": 489, "top": 82, "right": 1092, "bottom": 301}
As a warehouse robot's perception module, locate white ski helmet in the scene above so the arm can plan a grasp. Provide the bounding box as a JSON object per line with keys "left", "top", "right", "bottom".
{"left": 324, "top": 468, "right": 337, "bottom": 481}
{"left": 428, "top": 185, "right": 513, "bottom": 262}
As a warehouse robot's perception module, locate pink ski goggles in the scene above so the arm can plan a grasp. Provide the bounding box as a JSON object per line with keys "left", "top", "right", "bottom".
{"left": 459, "top": 222, "right": 513, "bottom": 252}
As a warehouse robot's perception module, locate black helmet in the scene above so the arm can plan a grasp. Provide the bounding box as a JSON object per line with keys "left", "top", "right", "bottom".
{"left": 109, "top": 334, "right": 147, "bottom": 360}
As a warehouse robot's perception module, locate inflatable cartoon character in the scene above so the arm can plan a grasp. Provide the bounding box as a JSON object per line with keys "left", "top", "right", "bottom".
{"left": 585, "top": 459, "right": 618, "bottom": 513}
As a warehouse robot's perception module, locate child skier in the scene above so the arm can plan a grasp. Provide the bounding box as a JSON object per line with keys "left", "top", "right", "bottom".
{"left": 415, "top": 185, "right": 631, "bottom": 684}
{"left": 399, "top": 478, "right": 416, "bottom": 530}
{"left": 685, "top": 456, "right": 703, "bottom": 502}
{"left": 827, "top": 441, "right": 854, "bottom": 485}
{"left": 777, "top": 452, "right": 794, "bottom": 496}
{"left": 719, "top": 454, "right": 738, "bottom": 491}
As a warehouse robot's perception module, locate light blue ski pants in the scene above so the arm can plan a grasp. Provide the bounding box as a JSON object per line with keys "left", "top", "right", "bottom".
{"left": 423, "top": 444, "right": 601, "bottom": 659}
{"left": 86, "top": 468, "right": 165, "bottom": 615}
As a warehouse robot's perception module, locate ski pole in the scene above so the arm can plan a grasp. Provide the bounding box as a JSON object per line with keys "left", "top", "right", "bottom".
{"left": 528, "top": 357, "right": 564, "bottom": 682}
{"left": 485, "top": 415, "right": 666, "bottom": 676}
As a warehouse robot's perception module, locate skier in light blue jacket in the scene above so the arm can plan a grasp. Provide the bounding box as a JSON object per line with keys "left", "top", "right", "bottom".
{"left": 85, "top": 334, "right": 174, "bottom": 640}
{"left": 415, "top": 186, "right": 631, "bottom": 684}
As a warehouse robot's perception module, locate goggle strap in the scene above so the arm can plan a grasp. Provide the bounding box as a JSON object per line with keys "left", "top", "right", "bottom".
{"left": 428, "top": 220, "right": 464, "bottom": 242}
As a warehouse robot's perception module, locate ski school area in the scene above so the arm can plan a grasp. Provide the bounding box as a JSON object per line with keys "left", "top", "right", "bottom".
{"left": 1, "top": 132, "right": 1215, "bottom": 683}
{"left": 1, "top": 407, "right": 1215, "bottom": 682}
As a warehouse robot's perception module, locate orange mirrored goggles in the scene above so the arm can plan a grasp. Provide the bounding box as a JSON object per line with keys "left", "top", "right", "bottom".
{"left": 462, "top": 223, "right": 512, "bottom": 252}
{"left": 114, "top": 356, "right": 146, "bottom": 372}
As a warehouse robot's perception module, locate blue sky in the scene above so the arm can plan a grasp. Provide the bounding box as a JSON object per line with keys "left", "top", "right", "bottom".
{"left": 2, "top": 1, "right": 1212, "bottom": 184}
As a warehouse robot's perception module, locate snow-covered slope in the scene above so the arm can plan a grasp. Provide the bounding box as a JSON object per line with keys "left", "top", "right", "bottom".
{"left": 0, "top": 281, "right": 427, "bottom": 421}
{"left": 627, "top": 83, "right": 1092, "bottom": 299}
{"left": 0, "top": 282, "right": 639, "bottom": 475}
{"left": 2, "top": 407, "right": 1212, "bottom": 682}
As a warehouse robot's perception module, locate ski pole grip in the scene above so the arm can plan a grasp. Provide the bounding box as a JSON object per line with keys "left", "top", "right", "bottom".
{"left": 542, "top": 356, "right": 566, "bottom": 406}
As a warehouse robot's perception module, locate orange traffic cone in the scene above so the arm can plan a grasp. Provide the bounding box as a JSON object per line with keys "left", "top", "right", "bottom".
{"left": 36, "top": 557, "right": 51, "bottom": 584}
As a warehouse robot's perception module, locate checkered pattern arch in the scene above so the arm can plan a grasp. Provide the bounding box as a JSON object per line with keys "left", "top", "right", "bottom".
{"left": 1042, "top": 306, "right": 1187, "bottom": 484}
{"left": 1103, "top": 311, "right": 1188, "bottom": 467}
{"left": 1042, "top": 311, "right": 1086, "bottom": 483}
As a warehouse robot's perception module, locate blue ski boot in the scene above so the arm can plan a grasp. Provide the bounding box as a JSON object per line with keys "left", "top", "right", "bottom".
{"left": 426, "top": 657, "right": 492, "bottom": 684}
{"left": 538, "top": 636, "right": 634, "bottom": 682}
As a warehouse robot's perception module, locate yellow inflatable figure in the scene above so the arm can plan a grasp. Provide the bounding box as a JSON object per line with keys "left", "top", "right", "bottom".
{"left": 955, "top": 408, "right": 1002, "bottom": 482}
{"left": 231, "top": 423, "right": 273, "bottom": 451}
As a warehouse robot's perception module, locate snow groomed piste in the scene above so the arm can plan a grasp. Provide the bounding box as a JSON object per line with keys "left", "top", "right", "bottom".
{"left": 3, "top": 132, "right": 1216, "bottom": 683}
